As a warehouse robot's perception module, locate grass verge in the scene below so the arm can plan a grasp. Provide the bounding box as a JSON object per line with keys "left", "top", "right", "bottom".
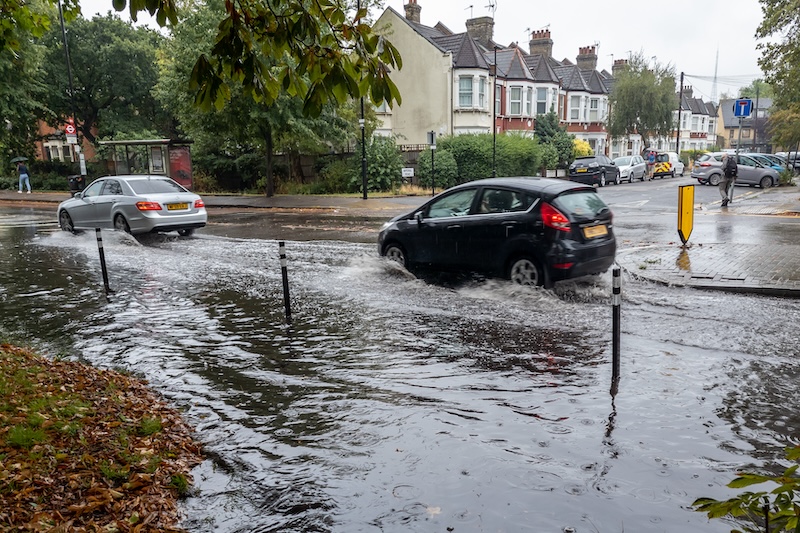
{"left": 0, "top": 343, "right": 203, "bottom": 531}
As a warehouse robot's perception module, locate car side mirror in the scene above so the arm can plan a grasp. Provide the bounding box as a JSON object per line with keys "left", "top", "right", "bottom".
{"left": 415, "top": 211, "right": 424, "bottom": 224}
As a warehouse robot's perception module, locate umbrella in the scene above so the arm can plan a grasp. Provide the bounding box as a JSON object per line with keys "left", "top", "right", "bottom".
{"left": 10, "top": 156, "right": 27, "bottom": 163}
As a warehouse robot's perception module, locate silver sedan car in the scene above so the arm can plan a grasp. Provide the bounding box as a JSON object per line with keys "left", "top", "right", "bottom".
{"left": 57, "top": 175, "right": 207, "bottom": 236}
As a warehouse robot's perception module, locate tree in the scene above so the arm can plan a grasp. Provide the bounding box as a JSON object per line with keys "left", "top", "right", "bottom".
{"left": 154, "top": 0, "right": 354, "bottom": 196}
{"left": 608, "top": 52, "right": 677, "bottom": 144}
{"left": 535, "top": 111, "right": 574, "bottom": 167}
{"left": 39, "top": 14, "right": 168, "bottom": 143}
{"left": 573, "top": 138, "right": 592, "bottom": 158}
{"left": 739, "top": 79, "right": 774, "bottom": 99}
{"left": 756, "top": 0, "right": 800, "bottom": 108}
{"left": 4, "top": 0, "right": 402, "bottom": 118}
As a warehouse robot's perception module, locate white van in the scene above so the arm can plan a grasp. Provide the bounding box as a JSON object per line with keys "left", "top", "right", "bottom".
{"left": 667, "top": 152, "right": 685, "bottom": 176}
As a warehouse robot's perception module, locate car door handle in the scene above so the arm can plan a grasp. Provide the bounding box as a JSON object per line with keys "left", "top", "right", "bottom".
{"left": 446, "top": 225, "right": 462, "bottom": 230}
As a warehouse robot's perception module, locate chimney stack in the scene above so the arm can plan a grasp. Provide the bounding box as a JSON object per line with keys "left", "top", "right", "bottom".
{"left": 576, "top": 45, "right": 598, "bottom": 71}
{"left": 465, "top": 16, "right": 494, "bottom": 48}
{"left": 612, "top": 59, "right": 628, "bottom": 77}
{"left": 683, "top": 85, "right": 693, "bottom": 98}
{"left": 404, "top": 0, "right": 421, "bottom": 23}
{"left": 528, "top": 29, "right": 553, "bottom": 57}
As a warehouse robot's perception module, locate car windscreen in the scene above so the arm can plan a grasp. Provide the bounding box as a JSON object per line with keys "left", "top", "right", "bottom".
{"left": 128, "top": 179, "right": 187, "bottom": 194}
{"left": 553, "top": 190, "right": 611, "bottom": 221}
{"left": 614, "top": 157, "right": 631, "bottom": 165}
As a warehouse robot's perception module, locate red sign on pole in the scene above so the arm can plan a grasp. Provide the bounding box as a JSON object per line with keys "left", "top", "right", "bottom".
{"left": 65, "top": 123, "right": 76, "bottom": 135}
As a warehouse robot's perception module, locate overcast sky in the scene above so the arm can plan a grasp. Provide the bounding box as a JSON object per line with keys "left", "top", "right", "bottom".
{"left": 384, "top": 0, "right": 766, "bottom": 103}
{"left": 80, "top": 0, "right": 766, "bottom": 103}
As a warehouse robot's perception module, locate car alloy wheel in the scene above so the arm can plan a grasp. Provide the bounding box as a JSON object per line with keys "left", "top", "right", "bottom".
{"left": 599, "top": 172, "right": 606, "bottom": 187}
{"left": 59, "top": 210, "right": 74, "bottom": 233}
{"left": 114, "top": 214, "right": 131, "bottom": 233}
{"left": 760, "top": 176, "right": 773, "bottom": 188}
{"left": 709, "top": 174, "right": 721, "bottom": 187}
{"left": 508, "top": 257, "right": 542, "bottom": 286}
{"left": 384, "top": 244, "right": 407, "bottom": 267}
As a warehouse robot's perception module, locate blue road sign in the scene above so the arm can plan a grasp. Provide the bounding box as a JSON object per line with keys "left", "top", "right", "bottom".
{"left": 734, "top": 98, "right": 753, "bottom": 117}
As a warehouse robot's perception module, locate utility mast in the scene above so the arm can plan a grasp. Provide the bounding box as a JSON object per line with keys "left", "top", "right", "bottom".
{"left": 711, "top": 48, "right": 719, "bottom": 104}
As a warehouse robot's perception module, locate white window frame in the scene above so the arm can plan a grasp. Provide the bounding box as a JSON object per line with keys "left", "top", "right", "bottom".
{"left": 495, "top": 84, "right": 502, "bottom": 115}
{"left": 589, "top": 98, "right": 599, "bottom": 121}
{"left": 526, "top": 87, "right": 533, "bottom": 116}
{"left": 570, "top": 95, "right": 581, "bottom": 120}
{"left": 509, "top": 86, "right": 522, "bottom": 116}
{"left": 478, "top": 77, "right": 486, "bottom": 109}
{"left": 459, "top": 76, "right": 473, "bottom": 108}
{"left": 536, "top": 88, "right": 547, "bottom": 115}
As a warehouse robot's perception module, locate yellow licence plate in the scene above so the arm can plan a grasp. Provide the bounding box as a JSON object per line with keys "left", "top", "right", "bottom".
{"left": 583, "top": 224, "right": 608, "bottom": 239}
{"left": 167, "top": 203, "right": 189, "bottom": 211}
{"left": 577, "top": 168, "right": 588, "bottom": 172}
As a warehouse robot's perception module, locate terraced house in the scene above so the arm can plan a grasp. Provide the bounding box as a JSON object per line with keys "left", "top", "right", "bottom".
{"left": 375, "top": 1, "right": 719, "bottom": 160}
{"left": 374, "top": 0, "right": 611, "bottom": 153}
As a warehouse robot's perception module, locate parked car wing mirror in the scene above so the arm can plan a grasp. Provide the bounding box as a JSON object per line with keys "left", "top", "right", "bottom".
{"left": 415, "top": 211, "right": 424, "bottom": 224}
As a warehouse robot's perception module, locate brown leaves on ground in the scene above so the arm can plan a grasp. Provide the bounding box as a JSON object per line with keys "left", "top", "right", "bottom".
{"left": 0, "top": 343, "right": 203, "bottom": 532}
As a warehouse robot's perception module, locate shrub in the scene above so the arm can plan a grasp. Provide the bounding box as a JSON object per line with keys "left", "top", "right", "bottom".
{"left": 349, "top": 136, "right": 403, "bottom": 193}
{"left": 417, "top": 148, "right": 458, "bottom": 190}
{"left": 317, "top": 157, "right": 356, "bottom": 194}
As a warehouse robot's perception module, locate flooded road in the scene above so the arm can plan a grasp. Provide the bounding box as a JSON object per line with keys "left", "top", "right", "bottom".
{"left": 1, "top": 206, "right": 799, "bottom": 532}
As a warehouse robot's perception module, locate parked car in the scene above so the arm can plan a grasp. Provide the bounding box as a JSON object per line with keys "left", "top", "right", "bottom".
{"left": 745, "top": 153, "right": 785, "bottom": 172}
{"left": 735, "top": 154, "right": 781, "bottom": 188}
{"left": 692, "top": 152, "right": 779, "bottom": 188}
{"left": 613, "top": 155, "right": 646, "bottom": 182}
{"left": 691, "top": 152, "right": 725, "bottom": 185}
{"left": 57, "top": 175, "right": 207, "bottom": 236}
{"left": 377, "top": 177, "right": 617, "bottom": 287}
{"left": 568, "top": 155, "right": 620, "bottom": 186}
{"left": 667, "top": 152, "right": 685, "bottom": 176}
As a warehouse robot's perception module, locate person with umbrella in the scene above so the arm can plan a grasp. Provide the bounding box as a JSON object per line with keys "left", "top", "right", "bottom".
{"left": 13, "top": 157, "right": 30, "bottom": 193}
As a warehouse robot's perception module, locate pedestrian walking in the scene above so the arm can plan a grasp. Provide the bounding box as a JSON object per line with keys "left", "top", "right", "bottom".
{"left": 16, "top": 161, "right": 31, "bottom": 194}
{"left": 720, "top": 153, "right": 737, "bottom": 206}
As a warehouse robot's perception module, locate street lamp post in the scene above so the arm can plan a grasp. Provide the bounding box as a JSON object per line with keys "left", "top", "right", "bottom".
{"left": 359, "top": 114, "right": 367, "bottom": 200}
{"left": 57, "top": 0, "right": 79, "bottom": 170}
{"left": 492, "top": 46, "right": 498, "bottom": 178}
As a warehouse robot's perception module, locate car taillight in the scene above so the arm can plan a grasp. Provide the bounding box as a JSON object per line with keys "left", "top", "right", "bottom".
{"left": 541, "top": 202, "right": 571, "bottom": 232}
{"left": 136, "top": 201, "right": 162, "bottom": 211}
{"left": 699, "top": 162, "right": 712, "bottom": 167}
{"left": 194, "top": 199, "right": 205, "bottom": 208}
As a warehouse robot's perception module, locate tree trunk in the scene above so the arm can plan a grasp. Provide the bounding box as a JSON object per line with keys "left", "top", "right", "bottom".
{"left": 264, "top": 126, "right": 274, "bottom": 198}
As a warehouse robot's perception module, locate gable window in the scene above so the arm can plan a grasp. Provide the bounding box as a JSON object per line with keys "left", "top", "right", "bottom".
{"left": 526, "top": 88, "right": 533, "bottom": 116}
{"left": 570, "top": 95, "right": 581, "bottom": 120}
{"left": 459, "top": 76, "right": 473, "bottom": 108}
{"left": 536, "top": 88, "right": 547, "bottom": 115}
{"left": 478, "top": 77, "right": 486, "bottom": 108}
{"left": 510, "top": 86, "right": 522, "bottom": 115}
{"left": 589, "top": 99, "right": 599, "bottom": 121}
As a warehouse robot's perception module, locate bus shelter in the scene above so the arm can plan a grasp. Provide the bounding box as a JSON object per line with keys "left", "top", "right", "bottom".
{"left": 97, "top": 139, "right": 194, "bottom": 190}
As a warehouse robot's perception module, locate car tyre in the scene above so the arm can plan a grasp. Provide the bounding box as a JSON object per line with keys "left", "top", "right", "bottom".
{"left": 178, "top": 228, "right": 195, "bottom": 237}
{"left": 613, "top": 172, "right": 621, "bottom": 185}
{"left": 709, "top": 174, "right": 721, "bottom": 187}
{"left": 59, "top": 210, "right": 75, "bottom": 233}
{"left": 114, "top": 214, "right": 131, "bottom": 233}
{"left": 599, "top": 172, "right": 606, "bottom": 187}
{"left": 508, "top": 257, "right": 543, "bottom": 286}
{"left": 760, "top": 176, "right": 773, "bottom": 188}
{"left": 384, "top": 243, "right": 408, "bottom": 268}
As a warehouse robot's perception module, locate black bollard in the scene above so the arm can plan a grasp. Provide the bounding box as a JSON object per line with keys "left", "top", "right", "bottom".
{"left": 95, "top": 228, "right": 112, "bottom": 294}
{"left": 611, "top": 265, "right": 621, "bottom": 386}
{"left": 279, "top": 241, "right": 292, "bottom": 323}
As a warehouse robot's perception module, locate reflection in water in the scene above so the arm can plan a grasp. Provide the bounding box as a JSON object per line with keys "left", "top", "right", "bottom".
{"left": 0, "top": 213, "right": 798, "bottom": 532}
{"left": 676, "top": 247, "right": 692, "bottom": 271}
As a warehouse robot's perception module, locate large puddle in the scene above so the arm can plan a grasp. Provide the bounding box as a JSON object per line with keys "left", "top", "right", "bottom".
{"left": 1, "top": 209, "right": 798, "bottom": 532}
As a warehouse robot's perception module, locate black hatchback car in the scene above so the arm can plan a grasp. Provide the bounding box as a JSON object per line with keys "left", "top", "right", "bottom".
{"left": 568, "top": 155, "right": 620, "bottom": 187}
{"left": 377, "top": 177, "right": 616, "bottom": 287}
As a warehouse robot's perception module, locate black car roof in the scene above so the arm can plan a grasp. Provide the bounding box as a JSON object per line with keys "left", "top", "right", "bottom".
{"left": 448, "top": 177, "right": 596, "bottom": 196}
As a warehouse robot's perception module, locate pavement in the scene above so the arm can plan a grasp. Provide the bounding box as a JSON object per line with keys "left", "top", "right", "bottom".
{"left": 2, "top": 184, "right": 800, "bottom": 297}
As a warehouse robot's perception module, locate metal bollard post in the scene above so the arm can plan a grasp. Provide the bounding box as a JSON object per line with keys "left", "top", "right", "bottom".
{"left": 95, "top": 228, "right": 112, "bottom": 294}
{"left": 611, "top": 265, "right": 621, "bottom": 387}
{"left": 279, "top": 241, "right": 292, "bottom": 323}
